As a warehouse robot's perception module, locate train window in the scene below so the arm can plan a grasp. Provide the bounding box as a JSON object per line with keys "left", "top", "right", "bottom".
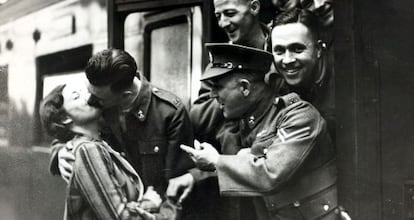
{"left": 42, "top": 72, "right": 86, "bottom": 98}
{"left": 124, "top": 7, "right": 203, "bottom": 109}
{"left": 34, "top": 45, "right": 92, "bottom": 145}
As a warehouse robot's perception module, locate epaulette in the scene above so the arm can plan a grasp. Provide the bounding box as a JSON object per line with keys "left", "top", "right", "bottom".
{"left": 273, "top": 92, "right": 301, "bottom": 108}
{"left": 151, "top": 87, "right": 182, "bottom": 109}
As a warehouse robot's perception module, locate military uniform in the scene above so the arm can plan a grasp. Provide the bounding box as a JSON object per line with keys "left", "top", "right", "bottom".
{"left": 194, "top": 43, "right": 339, "bottom": 220}
{"left": 216, "top": 93, "right": 338, "bottom": 220}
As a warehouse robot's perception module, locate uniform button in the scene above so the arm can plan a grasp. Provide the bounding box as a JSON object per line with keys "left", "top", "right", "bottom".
{"left": 323, "top": 204, "right": 330, "bottom": 211}
{"left": 120, "top": 152, "right": 126, "bottom": 157}
{"left": 137, "top": 110, "right": 145, "bottom": 120}
{"left": 270, "top": 203, "right": 275, "bottom": 207}
{"left": 152, "top": 87, "right": 159, "bottom": 92}
{"left": 154, "top": 146, "right": 160, "bottom": 153}
{"left": 293, "top": 201, "right": 300, "bottom": 207}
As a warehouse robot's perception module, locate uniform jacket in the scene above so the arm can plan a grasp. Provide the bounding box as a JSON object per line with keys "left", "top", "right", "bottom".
{"left": 50, "top": 74, "right": 194, "bottom": 196}
{"left": 216, "top": 93, "right": 338, "bottom": 220}
{"left": 99, "top": 74, "right": 195, "bottom": 195}
{"left": 65, "top": 135, "right": 180, "bottom": 220}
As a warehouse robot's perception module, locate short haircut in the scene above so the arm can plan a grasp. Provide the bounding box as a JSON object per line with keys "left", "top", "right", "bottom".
{"left": 85, "top": 48, "right": 137, "bottom": 92}
{"left": 271, "top": 8, "right": 320, "bottom": 39}
{"left": 39, "top": 84, "right": 75, "bottom": 142}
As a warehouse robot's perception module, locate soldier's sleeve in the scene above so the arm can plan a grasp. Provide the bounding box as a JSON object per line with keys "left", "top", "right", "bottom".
{"left": 165, "top": 98, "right": 196, "bottom": 179}
{"left": 216, "top": 101, "right": 326, "bottom": 196}
{"left": 48, "top": 139, "right": 65, "bottom": 175}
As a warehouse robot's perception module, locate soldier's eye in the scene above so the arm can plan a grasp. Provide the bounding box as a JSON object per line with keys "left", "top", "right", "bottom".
{"left": 223, "top": 10, "right": 237, "bottom": 17}
{"left": 273, "top": 46, "right": 285, "bottom": 55}
{"left": 289, "top": 44, "right": 306, "bottom": 53}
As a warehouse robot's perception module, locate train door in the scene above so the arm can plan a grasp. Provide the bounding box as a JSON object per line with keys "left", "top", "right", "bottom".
{"left": 336, "top": 1, "right": 414, "bottom": 219}
{"left": 108, "top": 0, "right": 216, "bottom": 106}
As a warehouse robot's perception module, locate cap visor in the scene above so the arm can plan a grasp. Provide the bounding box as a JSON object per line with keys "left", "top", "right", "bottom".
{"left": 201, "top": 65, "right": 232, "bottom": 81}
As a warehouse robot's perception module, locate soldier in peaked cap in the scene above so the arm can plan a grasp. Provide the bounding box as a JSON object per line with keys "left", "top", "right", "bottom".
{"left": 181, "top": 43, "right": 340, "bottom": 220}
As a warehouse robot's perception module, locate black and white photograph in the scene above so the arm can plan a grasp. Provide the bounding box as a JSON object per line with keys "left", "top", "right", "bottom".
{"left": 0, "top": 0, "right": 412, "bottom": 219}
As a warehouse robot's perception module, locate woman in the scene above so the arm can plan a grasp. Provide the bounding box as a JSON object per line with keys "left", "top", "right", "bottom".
{"left": 39, "top": 83, "right": 180, "bottom": 220}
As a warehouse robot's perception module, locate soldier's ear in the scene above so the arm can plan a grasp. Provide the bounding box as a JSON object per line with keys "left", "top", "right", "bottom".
{"left": 239, "top": 79, "right": 251, "bottom": 97}
{"left": 250, "top": 0, "right": 260, "bottom": 16}
{"left": 316, "top": 40, "right": 326, "bottom": 59}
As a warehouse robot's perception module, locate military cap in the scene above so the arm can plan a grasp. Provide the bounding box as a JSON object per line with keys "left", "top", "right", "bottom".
{"left": 201, "top": 43, "right": 273, "bottom": 81}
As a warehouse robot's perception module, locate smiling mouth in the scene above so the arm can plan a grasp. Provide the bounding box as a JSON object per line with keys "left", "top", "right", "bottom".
{"left": 284, "top": 69, "right": 301, "bottom": 76}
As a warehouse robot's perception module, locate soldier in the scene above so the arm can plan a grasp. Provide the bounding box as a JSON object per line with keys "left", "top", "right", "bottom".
{"left": 166, "top": 1, "right": 275, "bottom": 219}
{"left": 181, "top": 43, "right": 340, "bottom": 220}
{"left": 50, "top": 49, "right": 196, "bottom": 218}
{"left": 188, "top": 0, "right": 272, "bottom": 152}
{"left": 270, "top": 8, "right": 335, "bottom": 140}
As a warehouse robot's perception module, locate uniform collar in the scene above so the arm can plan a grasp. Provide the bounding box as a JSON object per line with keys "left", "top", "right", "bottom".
{"left": 240, "top": 93, "right": 276, "bottom": 130}
{"left": 126, "top": 73, "right": 152, "bottom": 122}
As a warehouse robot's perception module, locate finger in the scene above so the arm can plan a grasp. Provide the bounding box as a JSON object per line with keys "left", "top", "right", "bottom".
{"left": 178, "top": 186, "right": 192, "bottom": 204}
{"left": 60, "top": 168, "right": 72, "bottom": 181}
{"left": 59, "top": 149, "right": 75, "bottom": 161}
{"left": 166, "top": 182, "right": 178, "bottom": 197}
{"left": 62, "top": 175, "right": 70, "bottom": 184}
{"left": 136, "top": 207, "right": 156, "bottom": 220}
{"left": 180, "top": 144, "right": 197, "bottom": 155}
{"left": 194, "top": 139, "right": 201, "bottom": 150}
{"left": 146, "top": 186, "right": 154, "bottom": 191}
{"left": 60, "top": 159, "right": 73, "bottom": 172}
{"left": 60, "top": 153, "right": 75, "bottom": 161}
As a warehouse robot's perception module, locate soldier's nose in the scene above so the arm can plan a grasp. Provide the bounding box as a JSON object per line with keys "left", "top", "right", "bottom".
{"left": 88, "top": 95, "right": 102, "bottom": 108}
{"left": 282, "top": 51, "right": 296, "bottom": 65}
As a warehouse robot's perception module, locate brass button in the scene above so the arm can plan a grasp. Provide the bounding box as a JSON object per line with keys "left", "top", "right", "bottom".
{"left": 154, "top": 146, "right": 160, "bottom": 153}
{"left": 293, "top": 201, "right": 300, "bottom": 207}
{"left": 152, "top": 87, "right": 159, "bottom": 92}
{"left": 323, "top": 204, "right": 330, "bottom": 211}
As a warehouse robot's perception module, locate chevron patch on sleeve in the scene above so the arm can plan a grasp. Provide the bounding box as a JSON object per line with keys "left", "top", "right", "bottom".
{"left": 277, "top": 126, "right": 311, "bottom": 142}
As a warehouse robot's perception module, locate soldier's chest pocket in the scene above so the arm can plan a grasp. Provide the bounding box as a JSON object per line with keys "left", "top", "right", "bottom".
{"left": 137, "top": 140, "right": 168, "bottom": 175}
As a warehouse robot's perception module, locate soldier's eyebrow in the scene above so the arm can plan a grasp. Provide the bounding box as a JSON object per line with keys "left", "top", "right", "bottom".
{"left": 287, "top": 43, "right": 307, "bottom": 49}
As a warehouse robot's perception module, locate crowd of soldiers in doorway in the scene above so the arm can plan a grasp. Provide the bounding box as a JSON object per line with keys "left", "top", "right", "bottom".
{"left": 38, "top": 0, "right": 353, "bottom": 219}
